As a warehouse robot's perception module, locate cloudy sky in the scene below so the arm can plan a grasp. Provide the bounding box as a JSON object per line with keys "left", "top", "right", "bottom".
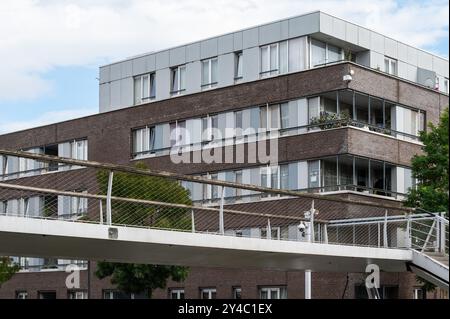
{"left": 0, "top": 0, "right": 448, "bottom": 134}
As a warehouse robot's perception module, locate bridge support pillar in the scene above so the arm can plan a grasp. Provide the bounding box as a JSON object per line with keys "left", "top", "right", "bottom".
{"left": 305, "top": 270, "right": 312, "bottom": 299}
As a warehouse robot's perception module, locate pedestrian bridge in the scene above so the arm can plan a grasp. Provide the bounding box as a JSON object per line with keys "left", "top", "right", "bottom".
{"left": 0, "top": 149, "right": 448, "bottom": 291}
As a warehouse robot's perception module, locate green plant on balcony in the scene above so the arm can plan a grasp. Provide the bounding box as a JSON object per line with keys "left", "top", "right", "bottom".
{"left": 310, "top": 110, "right": 351, "bottom": 130}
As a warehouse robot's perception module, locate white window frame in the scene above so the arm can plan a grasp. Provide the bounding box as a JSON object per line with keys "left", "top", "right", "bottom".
{"left": 134, "top": 73, "right": 155, "bottom": 105}
{"left": 201, "top": 57, "right": 218, "bottom": 89}
{"left": 69, "top": 290, "right": 88, "bottom": 299}
{"left": 260, "top": 43, "right": 279, "bottom": 77}
{"left": 235, "top": 52, "right": 243, "bottom": 80}
{"left": 133, "top": 126, "right": 156, "bottom": 156}
{"left": 309, "top": 38, "right": 344, "bottom": 68}
{"left": 384, "top": 57, "right": 398, "bottom": 76}
{"left": 170, "top": 289, "right": 185, "bottom": 299}
{"left": 171, "top": 65, "right": 186, "bottom": 95}
{"left": 16, "top": 291, "right": 28, "bottom": 299}
{"left": 259, "top": 287, "right": 284, "bottom": 299}
{"left": 200, "top": 288, "right": 217, "bottom": 299}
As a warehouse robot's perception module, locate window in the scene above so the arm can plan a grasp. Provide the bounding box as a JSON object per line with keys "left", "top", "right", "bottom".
{"left": 103, "top": 290, "right": 133, "bottom": 299}
{"left": 235, "top": 52, "right": 243, "bottom": 80}
{"left": 261, "top": 226, "right": 281, "bottom": 240}
{"left": 58, "top": 191, "right": 88, "bottom": 217}
{"left": 201, "top": 57, "right": 218, "bottom": 89}
{"left": 39, "top": 291, "right": 57, "bottom": 299}
{"left": 413, "top": 288, "right": 426, "bottom": 299}
{"left": 233, "top": 287, "right": 242, "bottom": 299}
{"left": 133, "top": 126, "right": 155, "bottom": 156}
{"left": 16, "top": 291, "right": 28, "bottom": 299}
{"left": 261, "top": 41, "right": 287, "bottom": 77}
{"left": 134, "top": 73, "right": 155, "bottom": 105}
{"left": 444, "top": 78, "right": 449, "bottom": 94}
{"left": 171, "top": 65, "right": 186, "bottom": 94}
{"left": 169, "top": 120, "right": 186, "bottom": 148}
{"left": 170, "top": 289, "right": 185, "bottom": 299}
{"left": 202, "top": 115, "right": 219, "bottom": 142}
{"left": 321, "top": 157, "right": 338, "bottom": 192}
{"left": 235, "top": 170, "right": 243, "bottom": 198}
{"left": 308, "top": 160, "right": 320, "bottom": 189}
{"left": 210, "top": 173, "right": 219, "bottom": 199}
{"left": 311, "top": 39, "right": 343, "bottom": 67}
{"left": 58, "top": 140, "right": 88, "bottom": 162}
{"left": 259, "top": 287, "right": 287, "bottom": 299}
{"left": 384, "top": 57, "right": 397, "bottom": 76}
{"left": 234, "top": 110, "right": 243, "bottom": 137}
{"left": 68, "top": 290, "right": 88, "bottom": 299}
{"left": 280, "top": 164, "right": 289, "bottom": 189}
{"left": 259, "top": 104, "right": 280, "bottom": 131}
{"left": 200, "top": 288, "right": 217, "bottom": 299}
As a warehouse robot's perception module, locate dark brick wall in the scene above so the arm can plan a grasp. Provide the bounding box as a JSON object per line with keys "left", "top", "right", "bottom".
{"left": 0, "top": 265, "right": 430, "bottom": 299}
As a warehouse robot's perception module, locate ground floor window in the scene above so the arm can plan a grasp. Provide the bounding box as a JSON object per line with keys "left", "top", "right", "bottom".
{"left": 259, "top": 286, "right": 287, "bottom": 299}
{"left": 200, "top": 288, "right": 217, "bottom": 299}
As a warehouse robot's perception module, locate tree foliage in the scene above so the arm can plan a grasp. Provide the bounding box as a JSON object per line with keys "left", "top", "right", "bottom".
{"left": 405, "top": 107, "right": 449, "bottom": 214}
{"left": 0, "top": 257, "right": 19, "bottom": 287}
{"left": 95, "top": 162, "right": 191, "bottom": 298}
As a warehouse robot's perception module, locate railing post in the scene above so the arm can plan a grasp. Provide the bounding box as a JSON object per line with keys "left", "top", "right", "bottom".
{"left": 439, "top": 212, "right": 446, "bottom": 254}
{"left": 219, "top": 186, "right": 224, "bottom": 235}
{"left": 267, "top": 219, "right": 271, "bottom": 240}
{"left": 310, "top": 200, "right": 315, "bottom": 243}
{"left": 323, "top": 224, "right": 328, "bottom": 244}
{"left": 191, "top": 210, "right": 195, "bottom": 233}
{"left": 106, "top": 171, "right": 114, "bottom": 225}
{"left": 405, "top": 213, "right": 411, "bottom": 248}
{"left": 99, "top": 200, "right": 104, "bottom": 225}
{"left": 383, "top": 210, "right": 388, "bottom": 248}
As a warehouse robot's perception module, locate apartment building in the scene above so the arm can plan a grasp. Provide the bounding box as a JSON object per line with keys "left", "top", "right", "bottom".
{"left": 0, "top": 11, "right": 448, "bottom": 299}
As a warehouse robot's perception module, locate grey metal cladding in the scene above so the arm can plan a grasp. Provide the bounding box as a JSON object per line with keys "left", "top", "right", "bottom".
{"left": 200, "top": 38, "right": 218, "bottom": 60}
{"left": 259, "top": 22, "right": 282, "bottom": 46}
{"left": 169, "top": 46, "right": 187, "bottom": 67}
{"left": 156, "top": 50, "right": 170, "bottom": 69}
{"left": 233, "top": 32, "right": 243, "bottom": 51}
{"left": 109, "top": 63, "right": 122, "bottom": 82}
{"left": 218, "top": 34, "right": 234, "bottom": 55}
{"left": 186, "top": 42, "right": 201, "bottom": 62}
{"left": 289, "top": 12, "right": 320, "bottom": 38}
{"left": 242, "top": 27, "right": 259, "bottom": 49}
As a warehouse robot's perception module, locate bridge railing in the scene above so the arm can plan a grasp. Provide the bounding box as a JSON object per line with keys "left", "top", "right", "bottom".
{"left": 1, "top": 149, "right": 446, "bottom": 258}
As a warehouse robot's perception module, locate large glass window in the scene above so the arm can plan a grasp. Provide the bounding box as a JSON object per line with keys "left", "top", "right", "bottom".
{"left": 201, "top": 57, "right": 218, "bottom": 89}
{"left": 308, "top": 160, "right": 320, "bottom": 189}
{"left": 311, "top": 39, "right": 343, "bottom": 67}
{"left": 261, "top": 42, "right": 287, "bottom": 77}
{"left": 355, "top": 157, "right": 369, "bottom": 192}
{"left": 370, "top": 160, "right": 384, "bottom": 194}
{"left": 339, "top": 155, "right": 354, "bottom": 190}
{"left": 321, "top": 157, "right": 338, "bottom": 191}
{"left": 355, "top": 93, "right": 369, "bottom": 124}
{"left": 370, "top": 97, "right": 384, "bottom": 128}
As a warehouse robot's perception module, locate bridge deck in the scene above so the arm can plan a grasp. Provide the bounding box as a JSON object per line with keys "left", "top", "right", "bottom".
{"left": 0, "top": 215, "right": 411, "bottom": 273}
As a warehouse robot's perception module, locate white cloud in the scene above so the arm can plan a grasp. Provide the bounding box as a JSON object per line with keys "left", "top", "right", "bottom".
{"left": 0, "top": 0, "right": 448, "bottom": 102}
{"left": 0, "top": 108, "right": 97, "bottom": 134}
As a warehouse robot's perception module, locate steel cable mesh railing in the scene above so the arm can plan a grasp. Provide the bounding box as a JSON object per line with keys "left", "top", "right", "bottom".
{"left": 0, "top": 149, "right": 447, "bottom": 254}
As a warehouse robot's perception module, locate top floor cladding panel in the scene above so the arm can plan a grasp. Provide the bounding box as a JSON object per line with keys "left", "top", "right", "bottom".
{"left": 98, "top": 11, "right": 449, "bottom": 113}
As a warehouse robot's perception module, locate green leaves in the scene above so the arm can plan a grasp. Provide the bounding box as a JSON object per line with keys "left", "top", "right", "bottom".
{"left": 405, "top": 108, "right": 449, "bottom": 214}
{"left": 0, "top": 257, "right": 19, "bottom": 287}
